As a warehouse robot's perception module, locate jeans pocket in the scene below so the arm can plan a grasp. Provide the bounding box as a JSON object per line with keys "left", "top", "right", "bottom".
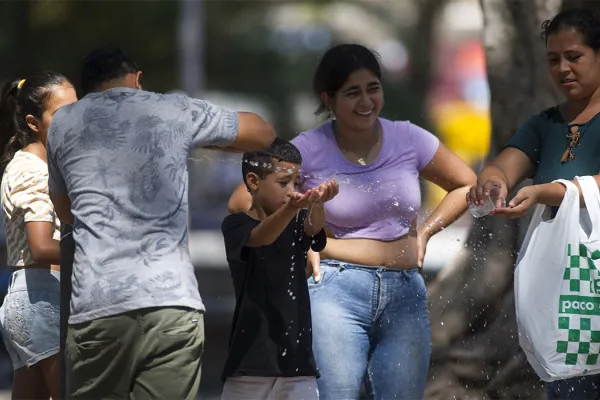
{"left": 4, "top": 295, "right": 33, "bottom": 346}
{"left": 307, "top": 265, "right": 342, "bottom": 290}
{"left": 406, "top": 270, "right": 427, "bottom": 298}
{"left": 307, "top": 271, "right": 325, "bottom": 288}
{"left": 29, "top": 292, "right": 60, "bottom": 315}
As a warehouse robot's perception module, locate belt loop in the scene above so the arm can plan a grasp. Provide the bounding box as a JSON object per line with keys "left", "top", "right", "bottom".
{"left": 7, "top": 271, "right": 16, "bottom": 292}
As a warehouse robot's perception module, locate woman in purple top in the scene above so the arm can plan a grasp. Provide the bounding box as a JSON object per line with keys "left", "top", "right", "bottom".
{"left": 228, "top": 44, "right": 476, "bottom": 399}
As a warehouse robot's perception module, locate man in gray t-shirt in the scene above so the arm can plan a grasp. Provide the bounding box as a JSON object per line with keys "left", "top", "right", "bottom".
{"left": 47, "top": 47, "right": 274, "bottom": 400}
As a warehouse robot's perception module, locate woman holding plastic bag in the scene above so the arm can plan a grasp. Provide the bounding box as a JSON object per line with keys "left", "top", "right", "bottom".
{"left": 467, "top": 9, "right": 600, "bottom": 400}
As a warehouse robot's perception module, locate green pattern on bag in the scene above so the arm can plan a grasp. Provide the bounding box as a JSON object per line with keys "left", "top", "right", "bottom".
{"left": 564, "top": 244, "right": 598, "bottom": 292}
{"left": 558, "top": 244, "right": 600, "bottom": 366}
{"left": 557, "top": 316, "right": 600, "bottom": 365}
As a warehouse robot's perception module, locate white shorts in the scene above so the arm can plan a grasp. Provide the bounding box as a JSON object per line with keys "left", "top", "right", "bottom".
{"left": 222, "top": 376, "right": 318, "bottom": 400}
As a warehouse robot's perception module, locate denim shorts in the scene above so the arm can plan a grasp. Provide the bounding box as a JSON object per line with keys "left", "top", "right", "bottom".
{"left": 0, "top": 268, "right": 60, "bottom": 370}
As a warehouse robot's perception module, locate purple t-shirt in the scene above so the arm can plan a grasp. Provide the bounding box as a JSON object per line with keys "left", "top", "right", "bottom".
{"left": 291, "top": 118, "right": 439, "bottom": 241}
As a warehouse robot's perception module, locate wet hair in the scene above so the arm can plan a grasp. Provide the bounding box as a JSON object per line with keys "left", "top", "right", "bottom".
{"left": 312, "top": 43, "right": 382, "bottom": 116}
{"left": 541, "top": 8, "right": 600, "bottom": 51}
{"left": 242, "top": 137, "right": 302, "bottom": 188}
{"left": 80, "top": 46, "right": 139, "bottom": 95}
{"left": 0, "top": 71, "right": 73, "bottom": 172}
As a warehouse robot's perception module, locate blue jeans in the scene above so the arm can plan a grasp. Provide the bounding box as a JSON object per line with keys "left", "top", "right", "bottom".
{"left": 308, "top": 261, "right": 431, "bottom": 400}
{"left": 547, "top": 375, "right": 600, "bottom": 399}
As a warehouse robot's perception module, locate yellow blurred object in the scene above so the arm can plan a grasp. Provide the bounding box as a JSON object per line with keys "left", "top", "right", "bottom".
{"left": 424, "top": 102, "right": 491, "bottom": 210}
{"left": 434, "top": 102, "right": 491, "bottom": 156}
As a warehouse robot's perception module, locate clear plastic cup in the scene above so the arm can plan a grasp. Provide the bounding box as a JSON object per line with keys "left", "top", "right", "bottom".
{"left": 469, "top": 194, "right": 506, "bottom": 218}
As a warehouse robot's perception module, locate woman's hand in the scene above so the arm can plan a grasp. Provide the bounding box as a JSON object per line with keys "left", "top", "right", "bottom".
{"left": 416, "top": 229, "right": 431, "bottom": 269}
{"left": 467, "top": 176, "right": 508, "bottom": 208}
{"left": 490, "top": 185, "right": 541, "bottom": 218}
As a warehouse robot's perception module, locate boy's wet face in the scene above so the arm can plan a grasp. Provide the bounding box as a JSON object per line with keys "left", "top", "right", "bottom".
{"left": 255, "top": 161, "right": 300, "bottom": 215}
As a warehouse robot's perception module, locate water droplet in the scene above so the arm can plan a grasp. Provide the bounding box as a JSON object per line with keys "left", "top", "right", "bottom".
{"left": 392, "top": 200, "right": 399, "bottom": 207}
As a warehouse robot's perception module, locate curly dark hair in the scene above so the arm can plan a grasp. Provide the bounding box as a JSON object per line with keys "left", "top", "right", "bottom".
{"left": 541, "top": 8, "right": 600, "bottom": 51}
{"left": 242, "top": 137, "right": 302, "bottom": 188}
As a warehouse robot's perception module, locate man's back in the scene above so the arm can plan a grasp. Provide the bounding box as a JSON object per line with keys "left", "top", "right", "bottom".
{"left": 47, "top": 87, "right": 239, "bottom": 324}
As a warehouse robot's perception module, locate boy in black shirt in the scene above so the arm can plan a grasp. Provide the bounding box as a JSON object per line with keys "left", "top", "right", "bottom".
{"left": 221, "top": 138, "right": 338, "bottom": 400}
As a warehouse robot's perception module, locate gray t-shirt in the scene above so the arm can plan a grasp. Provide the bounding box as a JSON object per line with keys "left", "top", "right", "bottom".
{"left": 47, "top": 88, "right": 239, "bottom": 324}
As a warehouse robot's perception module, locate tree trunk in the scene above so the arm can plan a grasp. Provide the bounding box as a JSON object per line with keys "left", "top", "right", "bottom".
{"left": 425, "top": 0, "right": 562, "bottom": 398}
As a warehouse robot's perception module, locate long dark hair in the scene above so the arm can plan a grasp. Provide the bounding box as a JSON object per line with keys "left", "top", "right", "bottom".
{"left": 312, "top": 44, "right": 382, "bottom": 116}
{"left": 0, "top": 71, "right": 72, "bottom": 172}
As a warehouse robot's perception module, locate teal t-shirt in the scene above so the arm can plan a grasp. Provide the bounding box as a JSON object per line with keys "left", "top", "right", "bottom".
{"left": 506, "top": 107, "right": 600, "bottom": 184}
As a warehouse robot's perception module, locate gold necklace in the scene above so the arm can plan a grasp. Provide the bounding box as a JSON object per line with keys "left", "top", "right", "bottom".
{"left": 335, "top": 122, "right": 380, "bottom": 166}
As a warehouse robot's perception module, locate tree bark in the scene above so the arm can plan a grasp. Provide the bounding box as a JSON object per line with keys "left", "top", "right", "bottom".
{"left": 425, "top": 0, "right": 562, "bottom": 398}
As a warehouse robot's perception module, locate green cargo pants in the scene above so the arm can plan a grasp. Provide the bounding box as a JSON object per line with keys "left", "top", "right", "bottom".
{"left": 66, "top": 307, "right": 204, "bottom": 399}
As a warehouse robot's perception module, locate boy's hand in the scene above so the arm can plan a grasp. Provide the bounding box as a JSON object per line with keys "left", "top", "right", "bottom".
{"left": 289, "top": 180, "right": 339, "bottom": 210}
{"left": 287, "top": 188, "right": 321, "bottom": 209}
{"left": 314, "top": 179, "right": 339, "bottom": 204}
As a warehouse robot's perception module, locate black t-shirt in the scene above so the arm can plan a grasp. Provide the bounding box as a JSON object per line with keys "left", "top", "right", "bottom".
{"left": 221, "top": 210, "right": 326, "bottom": 380}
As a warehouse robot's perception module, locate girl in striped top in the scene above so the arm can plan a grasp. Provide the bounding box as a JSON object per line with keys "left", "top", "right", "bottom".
{"left": 0, "top": 72, "right": 77, "bottom": 400}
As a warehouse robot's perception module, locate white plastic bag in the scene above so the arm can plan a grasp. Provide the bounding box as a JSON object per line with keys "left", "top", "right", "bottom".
{"left": 515, "top": 176, "right": 600, "bottom": 382}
